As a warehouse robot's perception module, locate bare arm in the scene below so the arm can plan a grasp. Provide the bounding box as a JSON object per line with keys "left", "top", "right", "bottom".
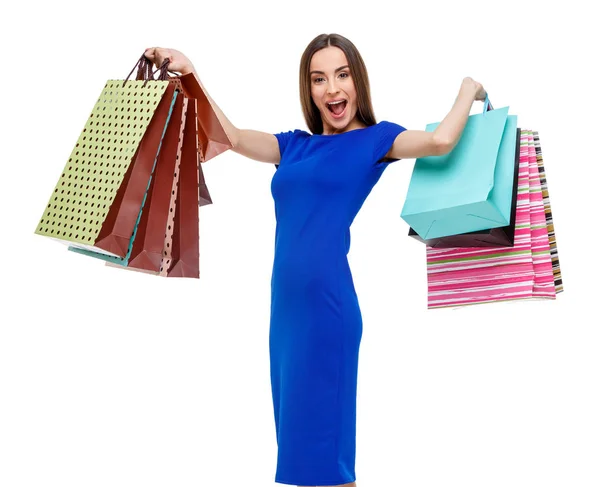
{"left": 432, "top": 78, "right": 482, "bottom": 151}
{"left": 385, "top": 77, "right": 485, "bottom": 160}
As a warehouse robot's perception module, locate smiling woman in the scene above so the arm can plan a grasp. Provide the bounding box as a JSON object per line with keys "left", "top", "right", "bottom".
{"left": 268, "top": 34, "right": 410, "bottom": 487}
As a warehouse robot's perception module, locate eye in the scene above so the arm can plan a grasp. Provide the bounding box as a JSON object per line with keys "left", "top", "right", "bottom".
{"left": 313, "top": 72, "right": 349, "bottom": 83}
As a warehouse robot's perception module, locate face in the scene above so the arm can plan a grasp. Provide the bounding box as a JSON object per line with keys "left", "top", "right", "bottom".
{"left": 309, "top": 46, "right": 363, "bottom": 135}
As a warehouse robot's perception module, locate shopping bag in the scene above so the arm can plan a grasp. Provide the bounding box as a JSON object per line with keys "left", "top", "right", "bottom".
{"left": 167, "top": 98, "right": 202, "bottom": 278}
{"left": 198, "top": 159, "right": 213, "bottom": 207}
{"left": 125, "top": 92, "right": 187, "bottom": 272}
{"left": 424, "top": 129, "right": 558, "bottom": 308}
{"left": 401, "top": 97, "right": 518, "bottom": 240}
{"left": 533, "top": 131, "right": 563, "bottom": 293}
{"left": 407, "top": 127, "right": 521, "bottom": 247}
{"left": 177, "top": 71, "right": 233, "bottom": 163}
{"left": 35, "top": 54, "right": 176, "bottom": 257}
{"left": 524, "top": 130, "right": 555, "bottom": 298}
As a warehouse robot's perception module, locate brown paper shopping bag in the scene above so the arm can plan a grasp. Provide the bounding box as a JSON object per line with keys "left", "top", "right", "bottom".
{"left": 167, "top": 98, "right": 201, "bottom": 278}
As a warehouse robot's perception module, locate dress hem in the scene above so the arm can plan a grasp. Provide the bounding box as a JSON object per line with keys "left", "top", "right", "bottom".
{"left": 275, "top": 475, "right": 356, "bottom": 486}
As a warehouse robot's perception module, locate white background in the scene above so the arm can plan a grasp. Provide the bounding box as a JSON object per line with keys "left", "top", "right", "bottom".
{"left": 1, "top": 1, "right": 598, "bottom": 486}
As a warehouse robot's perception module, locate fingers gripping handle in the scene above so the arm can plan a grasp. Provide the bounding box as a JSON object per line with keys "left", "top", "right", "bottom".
{"left": 483, "top": 94, "right": 494, "bottom": 113}
{"left": 123, "top": 53, "right": 179, "bottom": 88}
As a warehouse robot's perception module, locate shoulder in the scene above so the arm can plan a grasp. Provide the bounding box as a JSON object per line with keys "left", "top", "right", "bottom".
{"left": 274, "top": 128, "right": 310, "bottom": 138}
{"left": 373, "top": 120, "right": 406, "bottom": 132}
{"left": 272, "top": 129, "right": 312, "bottom": 166}
{"left": 367, "top": 120, "right": 407, "bottom": 141}
{"left": 372, "top": 120, "right": 408, "bottom": 162}
{"left": 273, "top": 128, "right": 310, "bottom": 149}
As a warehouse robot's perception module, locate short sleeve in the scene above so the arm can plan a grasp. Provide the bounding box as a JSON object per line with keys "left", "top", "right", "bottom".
{"left": 273, "top": 129, "right": 303, "bottom": 169}
{"left": 374, "top": 120, "right": 407, "bottom": 164}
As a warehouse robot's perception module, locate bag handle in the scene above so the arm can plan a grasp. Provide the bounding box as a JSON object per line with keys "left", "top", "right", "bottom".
{"left": 483, "top": 94, "right": 494, "bottom": 113}
{"left": 123, "top": 53, "right": 179, "bottom": 88}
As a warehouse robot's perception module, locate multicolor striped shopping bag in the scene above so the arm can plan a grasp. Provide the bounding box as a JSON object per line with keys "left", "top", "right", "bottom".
{"left": 425, "top": 129, "right": 562, "bottom": 308}
{"left": 533, "top": 131, "right": 563, "bottom": 293}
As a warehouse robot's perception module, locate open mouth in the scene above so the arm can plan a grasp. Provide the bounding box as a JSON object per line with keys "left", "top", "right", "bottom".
{"left": 327, "top": 100, "right": 347, "bottom": 118}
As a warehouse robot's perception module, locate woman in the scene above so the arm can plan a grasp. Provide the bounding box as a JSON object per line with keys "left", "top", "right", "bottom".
{"left": 145, "top": 33, "right": 486, "bottom": 487}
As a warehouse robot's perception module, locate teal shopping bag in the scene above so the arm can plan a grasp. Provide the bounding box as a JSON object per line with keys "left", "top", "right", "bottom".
{"left": 401, "top": 97, "right": 518, "bottom": 240}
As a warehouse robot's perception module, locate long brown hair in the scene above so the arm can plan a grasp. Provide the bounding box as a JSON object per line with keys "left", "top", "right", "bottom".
{"left": 299, "top": 33, "right": 377, "bottom": 135}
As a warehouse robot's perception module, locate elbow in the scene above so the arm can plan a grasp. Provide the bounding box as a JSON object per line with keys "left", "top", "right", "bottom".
{"left": 432, "top": 134, "right": 453, "bottom": 156}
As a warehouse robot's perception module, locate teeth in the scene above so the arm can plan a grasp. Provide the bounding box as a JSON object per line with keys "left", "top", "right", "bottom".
{"left": 328, "top": 100, "right": 345, "bottom": 105}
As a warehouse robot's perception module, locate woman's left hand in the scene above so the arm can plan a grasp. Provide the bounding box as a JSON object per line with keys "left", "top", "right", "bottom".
{"left": 462, "top": 77, "right": 487, "bottom": 102}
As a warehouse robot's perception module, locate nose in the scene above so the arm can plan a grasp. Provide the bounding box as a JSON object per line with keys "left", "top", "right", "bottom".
{"left": 327, "top": 78, "right": 340, "bottom": 95}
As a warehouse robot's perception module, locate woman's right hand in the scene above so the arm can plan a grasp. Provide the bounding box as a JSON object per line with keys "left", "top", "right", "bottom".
{"left": 462, "top": 77, "right": 486, "bottom": 102}
{"left": 144, "top": 47, "right": 195, "bottom": 75}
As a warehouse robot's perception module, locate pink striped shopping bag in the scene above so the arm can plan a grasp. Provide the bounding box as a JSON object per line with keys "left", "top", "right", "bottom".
{"left": 424, "top": 129, "right": 562, "bottom": 309}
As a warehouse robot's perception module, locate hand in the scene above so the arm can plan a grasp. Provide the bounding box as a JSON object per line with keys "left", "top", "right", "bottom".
{"left": 144, "top": 47, "right": 195, "bottom": 75}
{"left": 462, "top": 77, "right": 487, "bottom": 102}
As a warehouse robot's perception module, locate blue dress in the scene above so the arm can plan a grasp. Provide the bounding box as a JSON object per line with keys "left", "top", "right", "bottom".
{"left": 269, "top": 121, "right": 407, "bottom": 486}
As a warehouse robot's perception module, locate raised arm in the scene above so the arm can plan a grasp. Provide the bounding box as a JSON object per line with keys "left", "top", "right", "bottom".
{"left": 384, "top": 77, "right": 486, "bottom": 160}
{"left": 145, "top": 47, "right": 281, "bottom": 165}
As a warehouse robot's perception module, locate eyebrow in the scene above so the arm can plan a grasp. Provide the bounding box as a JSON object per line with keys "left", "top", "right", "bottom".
{"left": 309, "top": 65, "right": 349, "bottom": 75}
